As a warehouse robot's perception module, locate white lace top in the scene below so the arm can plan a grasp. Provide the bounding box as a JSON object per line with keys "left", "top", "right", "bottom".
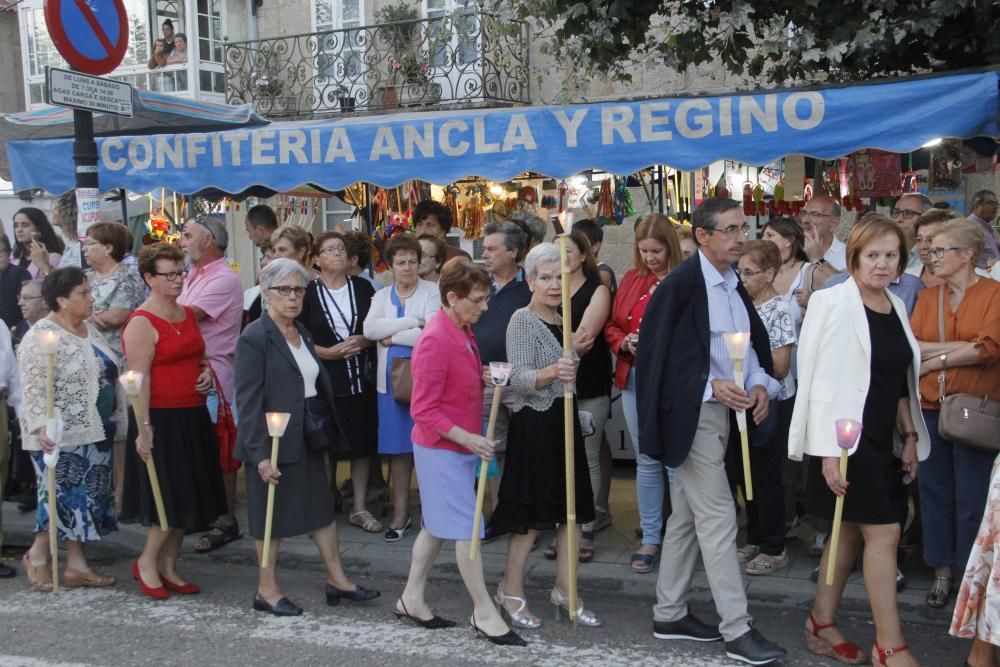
{"left": 18, "top": 318, "right": 127, "bottom": 451}
{"left": 506, "top": 307, "right": 577, "bottom": 413}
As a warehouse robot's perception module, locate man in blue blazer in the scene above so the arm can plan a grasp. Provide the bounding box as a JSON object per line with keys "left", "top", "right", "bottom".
{"left": 636, "top": 198, "right": 785, "bottom": 665}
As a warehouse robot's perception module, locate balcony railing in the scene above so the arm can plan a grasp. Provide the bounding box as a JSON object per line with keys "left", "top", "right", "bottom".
{"left": 224, "top": 13, "right": 530, "bottom": 117}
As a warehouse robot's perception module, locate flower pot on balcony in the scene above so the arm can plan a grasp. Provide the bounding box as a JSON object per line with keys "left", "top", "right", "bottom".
{"left": 378, "top": 85, "right": 398, "bottom": 109}
{"left": 398, "top": 81, "right": 442, "bottom": 106}
{"left": 338, "top": 96, "right": 356, "bottom": 113}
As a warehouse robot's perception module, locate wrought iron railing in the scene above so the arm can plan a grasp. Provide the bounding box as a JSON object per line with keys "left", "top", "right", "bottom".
{"left": 224, "top": 13, "right": 530, "bottom": 117}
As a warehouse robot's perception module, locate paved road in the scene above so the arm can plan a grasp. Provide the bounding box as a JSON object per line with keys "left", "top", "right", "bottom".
{"left": 0, "top": 552, "right": 966, "bottom": 667}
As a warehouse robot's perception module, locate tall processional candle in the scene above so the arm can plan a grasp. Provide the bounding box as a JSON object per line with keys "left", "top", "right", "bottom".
{"left": 826, "top": 418, "right": 862, "bottom": 585}
{"left": 470, "top": 362, "right": 511, "bottom": 559}
{"left": 723, "top": 331, "right": 754, "bottom": 501}
{"left": 38, "top": 329, "right": 60, "bottom": 591}
{"left": 262, "top": 412, "right": 291, "bottom": 568}
{"left": 119, "top": 371, "right": 169, "bottom": 530}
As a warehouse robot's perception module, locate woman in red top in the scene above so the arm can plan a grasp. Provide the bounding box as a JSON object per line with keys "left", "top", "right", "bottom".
{"left": 120, "top": 243, "right": 227, "bottom": 599}
{"left": 395, "top": 259, "right": 524, "bottom": 647}
{"left": 604, "top": 214, "right": 682, "bottom": 573}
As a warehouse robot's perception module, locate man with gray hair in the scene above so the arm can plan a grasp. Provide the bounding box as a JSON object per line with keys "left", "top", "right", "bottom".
{"left": 967, "top": 189, "right": 999, "bottom": 268}
{"left": 178, "top": 214, "right": 245, "bottom": 551}
{"left": 890, "top": 192, "right": 933, "bottom": 270}
{"left": 507, "top": 210, "right": 546, "bottom": 254}
{"left": 472, "top": 221, "right": 530, "bottom": 538}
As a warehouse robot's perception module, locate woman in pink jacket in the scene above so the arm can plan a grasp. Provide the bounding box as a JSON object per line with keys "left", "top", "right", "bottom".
{"left": 393, "top": 258, "right": 524, "bottom": 647}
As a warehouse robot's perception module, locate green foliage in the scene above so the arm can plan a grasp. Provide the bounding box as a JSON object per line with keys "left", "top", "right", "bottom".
{"left": 487, "top": 0, "right": 1000, "bottom": 89}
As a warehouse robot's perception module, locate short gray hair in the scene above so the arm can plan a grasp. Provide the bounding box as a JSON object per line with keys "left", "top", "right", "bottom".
{"left": 483, "top": 220, "right": 527, "bottom": 262}
{"left": 972, "top": 189, "right": 998, "bottom": 208}
{"left": 192, "top": 214, "right": 229, "bottom": 252}
{"left": 259, "top": 257, "right": 309, "bottom": 296}
{"left": 898, "top": 192, "right": 933, "bottom": 212}
{"left": 508, "top": 210, "right": 546, "bottom": 244}
{"left": 523, "top": 242, "right": 562, "bottom": 279}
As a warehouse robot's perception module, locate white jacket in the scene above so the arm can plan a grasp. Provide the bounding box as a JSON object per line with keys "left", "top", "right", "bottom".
{"left": 363, "top": 279, "right": 441, "bottom": 394}
{"left": 788, "top": 277, "right": 930, "bottom": 462}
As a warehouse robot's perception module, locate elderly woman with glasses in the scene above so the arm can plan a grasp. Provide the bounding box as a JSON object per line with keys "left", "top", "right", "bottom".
{"left": 235, "top": 257, "right": 379, "bottom": 616}
{"left": 909, "top": 218, "right": 1000, "bottom": 612}
{"left": 120, "top": 243, "right": 227, "bottom": 600}
{"left": 299, "top": 232, "right": 381, "bottom": 533}
{"left": 489, "top": 243, "right": 601, "bottom": 631}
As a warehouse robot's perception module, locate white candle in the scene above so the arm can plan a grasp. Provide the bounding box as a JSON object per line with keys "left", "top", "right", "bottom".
{"left": 266, "top": 412, "right": 291, "bottom": 438}
{"left": 118, "top": 370, "right": 144, "bottom": 397}
{"left": 38, "top": 330, "right": 60, "bottom": 354}
{"left": 723, "top": 331, "right": 750, "bottom": 361}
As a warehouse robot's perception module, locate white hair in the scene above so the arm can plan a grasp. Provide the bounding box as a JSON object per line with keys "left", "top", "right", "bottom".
{"left": 260, "top": 257, "right": 309, "bottom": 295}
{"left": 523, "top": 242, "right": 562, "bottom": 279}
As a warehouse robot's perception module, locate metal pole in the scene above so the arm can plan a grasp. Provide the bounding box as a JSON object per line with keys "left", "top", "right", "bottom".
{"left": 657, "top": 165, "right": 665, "bottom": 214}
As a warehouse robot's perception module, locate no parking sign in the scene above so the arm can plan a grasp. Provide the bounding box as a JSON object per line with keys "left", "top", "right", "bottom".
{"left": 44, "top": 0, "right": 129, "bottom": 75}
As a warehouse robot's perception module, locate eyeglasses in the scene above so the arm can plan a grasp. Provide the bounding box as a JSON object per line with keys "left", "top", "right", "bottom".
{"left": 735, "top": 267, "right": 767, "bottom": 278}
{"left": 153, "top": 271, "right": 186, "bottom": 281}
{"left": 465, "top": 293, "right": 490, "bottom": 305}
{"left": 18, "top": 295, "right": 42, "bottom": 301}
{"left": 891, "top": 208, "right": 922, "bottom": 220}
{"left": 268, "top": 285, "right": 306, "bottom": 298}
{"left": 799, "top": 210, "right": 836, "bottom": 220}
{"left": 927, "top": 246, "right": 964, "bottom": 259}
{"left": 319, "top": 246, "right": 347, "bottom": 255}
{"left": 708, "top": 224, "right": 749, "bottom": 238}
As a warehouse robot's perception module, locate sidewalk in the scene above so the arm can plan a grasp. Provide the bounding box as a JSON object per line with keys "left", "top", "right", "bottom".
{"left": 0, "top": 466, "right": 952, "bottom": 628}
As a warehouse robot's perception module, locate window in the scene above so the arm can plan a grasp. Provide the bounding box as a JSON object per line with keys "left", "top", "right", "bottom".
{"left": 313, "top": 0, "right": 365, "bottom": 92}
{"left": 322, "top": 197, "right": 358, "bottom": 231}
{"left": 197, "top": 0, "right": 224, "bottom": 63}
{"left": 425, "top": 0, "right": 477, "bottom": 68}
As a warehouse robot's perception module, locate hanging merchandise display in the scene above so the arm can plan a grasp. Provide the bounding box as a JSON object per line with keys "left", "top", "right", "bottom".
{"left": 596, "top": 178, "right": 614, "bottom": 225}
{"left": 613, "top": 178, "right": 634, "bottom": 225}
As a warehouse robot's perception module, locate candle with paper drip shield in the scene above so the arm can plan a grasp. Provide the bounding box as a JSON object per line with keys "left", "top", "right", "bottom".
{"left": 118, "top": 370, "right": 169, "bottom": 530}
{"left": 261, "top": 412, "right": 291, "bottom": 568}
{"left": 555, "top": 208, "right": 579, "bottom": 626}
{"left": 722, "top": 331, "right": 754, "bottom": 502}
{"left": 469, "top": 361, "right": 512, "bottom": 560}
{"left": 825, "top": 418, "right": 863, "bottom": 586}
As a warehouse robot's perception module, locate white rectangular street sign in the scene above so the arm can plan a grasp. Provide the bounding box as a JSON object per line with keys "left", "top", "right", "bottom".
{"left": 46, "top": 67, "right": 134, "bottom": 117}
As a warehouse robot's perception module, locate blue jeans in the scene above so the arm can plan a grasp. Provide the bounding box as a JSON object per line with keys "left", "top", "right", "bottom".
{"left": 919, "top": 409, "right": 997, "bottom": 569}
{"left": 622, "top": 368, "right": 664, "bottom": 546}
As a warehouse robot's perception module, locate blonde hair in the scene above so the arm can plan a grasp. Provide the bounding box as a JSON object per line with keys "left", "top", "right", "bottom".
{"left": 931, "top": 218, "right": 987, "bottom": 261}
{"left": 270, "top": 225, "right": 313, "bottom": 268}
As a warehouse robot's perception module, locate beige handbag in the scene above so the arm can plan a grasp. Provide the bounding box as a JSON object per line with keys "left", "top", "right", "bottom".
{"left": 935, "top": 287, "right": 1000, "bottom": 451}
{"left": 390, "top": 357, "right": 413, "bottom": 404}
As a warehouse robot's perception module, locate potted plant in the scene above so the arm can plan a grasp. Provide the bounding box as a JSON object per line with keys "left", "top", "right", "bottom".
{"left": 333, "top": 84, "right": 356, "bottom": 112}
{"left": 374, "top": 1, "right": 420, "bottom": 107}
{"left": 391, "top": 53, "right": 441, "bottom": 105}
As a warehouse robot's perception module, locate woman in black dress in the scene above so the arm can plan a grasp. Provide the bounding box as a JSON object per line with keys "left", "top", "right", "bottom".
{"left": 489, "top": 242, "right": 600, "bottom": 630}
{"left": 789, "top": 217, "right": 928, "bottom": 667}
{"left": 298, "top": 232, "right": 381, "bottom": 532}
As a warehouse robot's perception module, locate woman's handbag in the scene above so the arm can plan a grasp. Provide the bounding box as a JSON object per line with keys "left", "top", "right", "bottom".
{"left": 210, "top": 367, "right": 241, "bottom": 473}
{"left": 390, "top": 357, "right": 412, "bottom": 404}
{"left": 304, "top": 395, "right": 334, "bottom": 453}
{"left": 935, "top": 287, "right": 1000, "bottom": 452}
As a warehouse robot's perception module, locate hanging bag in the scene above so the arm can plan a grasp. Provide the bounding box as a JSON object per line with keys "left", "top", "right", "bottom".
{"left": 935, "top": 287, "right": 1000, "bottom": 451}
{"left": 210, "top": 366, "right": 242, "bottom": 473}
{"left": 391, "top": 357, "right": 413, "bottom": 404}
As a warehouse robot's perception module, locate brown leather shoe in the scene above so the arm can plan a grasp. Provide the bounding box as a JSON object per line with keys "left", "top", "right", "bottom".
{"left": 63, "top": 567, "right": 115, "bottom": 588}
{"left": 22, "top": 553, "right": 53, "bottom": 591}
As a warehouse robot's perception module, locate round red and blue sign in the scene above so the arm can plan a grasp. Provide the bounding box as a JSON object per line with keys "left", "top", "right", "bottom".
{"left": 44, "top": 0, "right": 129, "bottom": 76}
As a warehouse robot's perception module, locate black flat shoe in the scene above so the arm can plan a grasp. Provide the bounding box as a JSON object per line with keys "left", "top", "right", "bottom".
{"left": 253, "top": 593, "right": 303, "bottom": 617}
{"left": 0, "top": 562, "right": 16, "bottom": 579}
{"left": 393, "top": 598, "right": 456, "bottom": 629}
{"left": 326, "top": 583, "right": 381, "bottom": 606}
{"left": 471, "top": 617, "right": 527, "bottom": 646}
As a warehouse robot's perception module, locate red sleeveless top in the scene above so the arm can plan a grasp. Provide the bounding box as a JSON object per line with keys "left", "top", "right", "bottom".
{"left": 124, "top": 307, "right": 206, "bottom": 409}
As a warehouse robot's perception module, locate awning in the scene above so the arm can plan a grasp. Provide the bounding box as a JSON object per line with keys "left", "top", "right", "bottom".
{"left": 6, "top": 70, "right": 998, "bottom": 195}
{"left": 0, "top": 89, "right": 268, "bottom": 184}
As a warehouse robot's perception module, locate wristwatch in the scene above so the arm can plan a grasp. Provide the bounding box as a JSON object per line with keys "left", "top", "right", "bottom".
{"left": 939, "top": 353, "right": 948, "bottom": 370}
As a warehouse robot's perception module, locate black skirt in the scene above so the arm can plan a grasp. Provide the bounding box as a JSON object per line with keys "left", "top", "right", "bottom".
{"left": 332, "top": 390, "right": 378, "bottom": 461}
{"left": 244, "top": 443, "right": 337, "bottom": 540}
{"left": 120, "top": 406, "right": 228, "bottom": 531}
{"left": 488, "top": 397, "right": 595, "bottom": 534}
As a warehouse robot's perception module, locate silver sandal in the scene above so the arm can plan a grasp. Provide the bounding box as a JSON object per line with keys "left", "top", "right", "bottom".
{"left": 495, "top": 585, "right": 541, "bottom": 630}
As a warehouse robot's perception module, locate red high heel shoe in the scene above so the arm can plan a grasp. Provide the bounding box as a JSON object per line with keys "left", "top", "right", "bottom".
{"left": 160, "top": 575, "right": 200, "bottom": 595}
{"left": 803, "top": 614, "right": 866, "bottom": 664}
{"left": 872, "top": 641, "right": 909, "bottom": 666}
{"left": 132, "top": 560, "right": 169, "bottom": 600}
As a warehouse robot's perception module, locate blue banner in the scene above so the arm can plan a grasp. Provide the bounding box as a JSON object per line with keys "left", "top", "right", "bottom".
{"left": 8, "top": 71, "right": 999, "bottom": 195}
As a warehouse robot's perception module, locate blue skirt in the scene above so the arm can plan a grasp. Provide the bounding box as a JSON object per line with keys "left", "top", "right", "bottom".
{"left": 377, "top": 344, "right": 414, "bottom": 455}
{"left": 31, "top": 435, "right": 117, "bottom": 542}
{"left": 413, "top": 444, "right": 483, "bottom": 541}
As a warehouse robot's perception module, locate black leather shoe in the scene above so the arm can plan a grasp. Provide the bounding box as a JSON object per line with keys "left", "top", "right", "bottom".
{"left": 326, "top": 583, "right": 380, "bottom": 606}
{"left": 725, "top": 627, "right": 787, "bottom": 665}
{"left": 0, "top": 562, "right": 16, "bottom": 579}
{"left": 471, "top": 618, "right": 527, "bottom": 646}
{"left": 253, "top": 593, "right": 303, "bottom": 617}
{"left": 653, "top": 613, "right": 723, "bottom": 642}
{"left": 393, "top": 598, "right": 456, "bottom": 629}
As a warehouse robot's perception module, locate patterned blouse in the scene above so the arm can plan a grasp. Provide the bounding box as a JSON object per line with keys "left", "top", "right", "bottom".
{"left": 86, "top": 265, "right": 146, "bottom": 362}
{"left": 755, "top": 295, "right": 796, "bottom": 400}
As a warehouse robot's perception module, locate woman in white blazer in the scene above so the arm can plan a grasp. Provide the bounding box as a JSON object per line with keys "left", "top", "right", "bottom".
{"left": 363, "top": 234, "right": 440, "bottom": 542}
{"left": 789, "top": 217, "right": 929, "bottom": 667}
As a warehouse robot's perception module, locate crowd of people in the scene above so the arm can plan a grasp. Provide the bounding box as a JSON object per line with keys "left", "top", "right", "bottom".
{"left": 0, "top": 193, "right": 998, "bottom": 666}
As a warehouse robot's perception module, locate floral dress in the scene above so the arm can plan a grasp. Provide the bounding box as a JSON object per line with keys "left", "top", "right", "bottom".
{"left": 86, "top": 265, "right": 146, "bottom": 362}
{"left": 31, "top": 345, "right": 119, "bottom": 541}
{"left": 951, "top": 454, "right": 1000, "bottom": 645}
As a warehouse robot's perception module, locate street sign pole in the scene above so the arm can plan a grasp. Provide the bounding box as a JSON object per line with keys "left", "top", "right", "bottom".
{"left": 72, "top": 106, "right": 100, "bottom": 238}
